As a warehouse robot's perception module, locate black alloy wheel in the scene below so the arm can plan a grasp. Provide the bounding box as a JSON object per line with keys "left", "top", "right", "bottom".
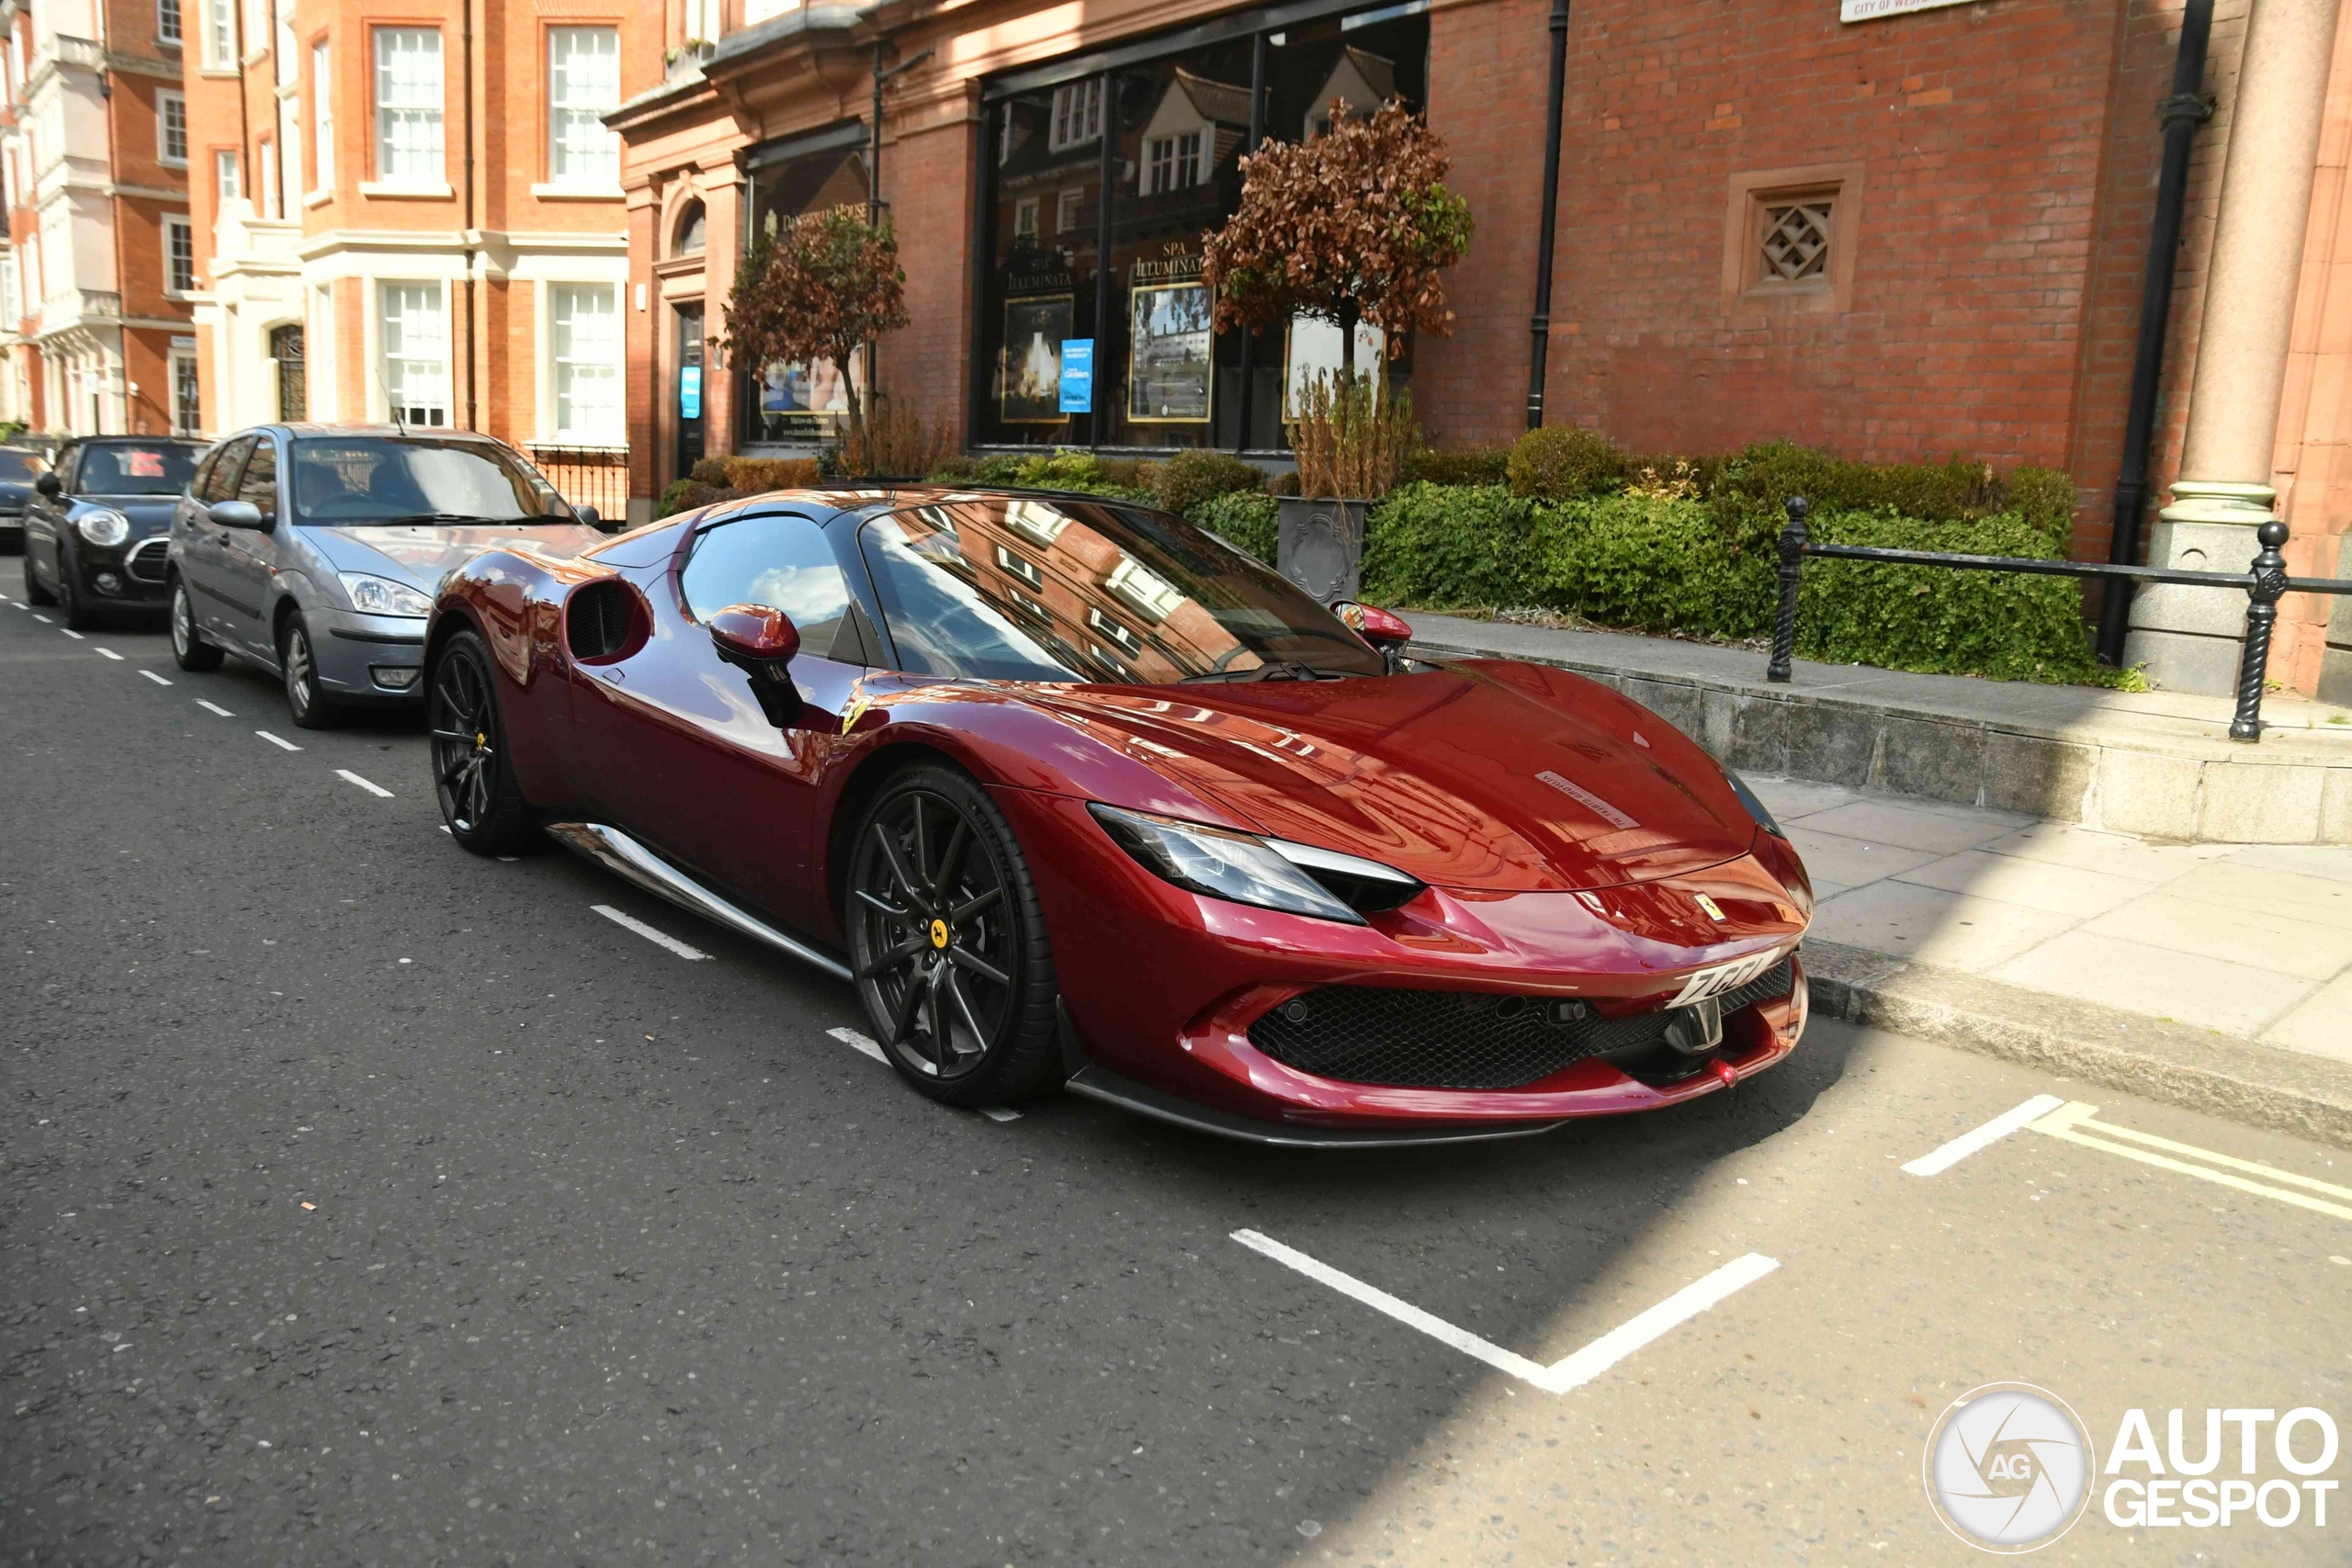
{"left": 54, "top": 544, "right": 95, "bottom": 631}
{"left": 21, "top": 546, "right": 54, "bottom": 605}
{"left": 280, "top": 614, "right": 340, "bottom": 729}
{"left": 168, "top": 577, "right": 223, "bottom": 671}
{"left": 427, "top": 627, "right": 535, "bottom": 854}
{"left": 847, "top": 765, "right": 1063, "bottom": 1107}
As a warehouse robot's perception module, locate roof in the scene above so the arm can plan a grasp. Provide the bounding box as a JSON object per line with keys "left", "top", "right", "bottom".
{"left": 1170, "top": 69, "right": 1253, "bottom": 130}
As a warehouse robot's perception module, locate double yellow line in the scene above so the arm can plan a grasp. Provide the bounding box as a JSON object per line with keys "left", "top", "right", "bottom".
{"left": 2030, "top": 1101, "right": 2352, "bottom": 1223}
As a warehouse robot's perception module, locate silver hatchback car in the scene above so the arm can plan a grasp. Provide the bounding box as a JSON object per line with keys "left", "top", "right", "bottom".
{"left": 167, "top": 425, "right": 607, "bottom": 727}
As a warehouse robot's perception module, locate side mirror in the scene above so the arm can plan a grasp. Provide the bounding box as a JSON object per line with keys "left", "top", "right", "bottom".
{"left": 1332, "top": 600, "right": 1413, "bottom": 648}
{"left": 708, "top": 604, "right": 804, "bottom": 728}
{"left": 35, "top": 472, "right": 61, "bottom": 497}
{"left": 207, "top": 499, "right": 265, "bottom": 529}
{"left": 573, "top": 503, "right": 603, "bottom": 531}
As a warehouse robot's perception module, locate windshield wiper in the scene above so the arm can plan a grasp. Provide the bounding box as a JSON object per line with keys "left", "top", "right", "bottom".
{"left": 1180, "top": 660, "right": 1348, "bottom": 684}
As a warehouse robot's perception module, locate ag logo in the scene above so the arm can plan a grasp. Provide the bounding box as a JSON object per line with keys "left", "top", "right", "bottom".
{"left": 1924, "top": 1382, "right": 2095, "bottom": 1553}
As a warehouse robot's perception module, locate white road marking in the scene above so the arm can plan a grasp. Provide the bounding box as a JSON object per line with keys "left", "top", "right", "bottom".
{"left": 2030, "top": 1100, "right": 2352, "bottom": 1222}
{"left": 826, "top": 1026, "right": 888, "bottom": 1065}
{"left": 255, "top": 730, "right": 303, "bottom": 752}
{"left": 140, "top": 670, "right": 172, "bottom": 686}
{"left": 32, "top": 612, "right": 52, "bottom": 623}
{"left": 591, "top": 904, "right": 707, "bottom": 961}
{"left": 436, "top": 825, "right": 451, "bottom": 835}
{"left": 978, "top": 1107, "right": 1023, "bottom": 1122}
{"left": 96, "top": 647, "right": 123, "bottom": 660}
{"left": 60, "top": 628, "right": 84, "bottom": 640}
{"left": 1229, "top": 1229, "right": 1779, "bottom": 1395}
{"left": 335, "top": 769, "right": 393, "bottom": 798}
{"left": 1902, "top": 1093, "right": 2067, "bottom": 1177}
{"left": 196, "top": 699, "right": 233, "bottom": 716}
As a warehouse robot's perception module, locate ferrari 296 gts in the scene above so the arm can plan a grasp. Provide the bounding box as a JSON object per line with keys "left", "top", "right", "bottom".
{"left": 422, "top": 487, "right": 1813, "bottom": 1146}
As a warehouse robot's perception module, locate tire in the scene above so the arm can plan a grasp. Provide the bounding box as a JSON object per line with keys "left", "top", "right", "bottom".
{"left": 426, "top": 626, "right": 537, "bottom": 855}
{"left": 279, "top": 613, "right": 342, "bottom": 729}
{"left": 54, "top": 544, "right": 96, "bottom": 631}
{"left": 845, "top": 763, "right": 1063, "bottom": 1108}
{"left": 169, "top": 577, "right": 222, "bottom": 671}
{"left": 22, "top": 546, "right": 54, "bottom": 605}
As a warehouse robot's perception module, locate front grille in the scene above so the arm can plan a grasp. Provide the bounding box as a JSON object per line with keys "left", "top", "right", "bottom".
{"left": 125, "top": 537, "right": 170, "bottom": 583}
{"left": 1247, "top": 959, "right": 1795, "bottom": 1090}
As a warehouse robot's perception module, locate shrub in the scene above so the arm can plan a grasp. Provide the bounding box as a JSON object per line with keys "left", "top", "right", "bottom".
{"left": 1401, "top": 446, "right": 1510, "bottom": 487}
{"left": 656, "top": 479, "right": 739, "bottom": 518}
{"left": 1508, "top": 425, "right": 1626, "bottom": 502}
{"left": 1094, "top": 456, "right": 1160, "bottom": 492}
{"left": 687, "top": 457, "right": 730, "bottom": 487}
{"left": 926, "top": 454, "right": 985, "bottom": 484}
{"left": 722, "top": 457, "right": 821, "bottom": 492}
{"left": 1155, "top": 449, "right": 1262, "bottom": 516}
{"left": 2007, "top": 467, "right": 2077, "bottom": 550}
{"left": 1189, "top": 490, "right": 1280, "bottom": 565}
{"left": 1363, "top": 483, "right": 1548, "bottom": 608}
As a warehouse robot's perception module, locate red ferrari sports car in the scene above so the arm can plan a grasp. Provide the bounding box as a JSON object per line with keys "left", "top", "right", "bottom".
{"left": 423, "top": 486, "right": 1812, "bottom": 1146}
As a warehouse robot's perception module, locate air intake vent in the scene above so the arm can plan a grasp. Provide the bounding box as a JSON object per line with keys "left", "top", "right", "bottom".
{"left": 567, "top": 580, "right": 637, "bottom": 660}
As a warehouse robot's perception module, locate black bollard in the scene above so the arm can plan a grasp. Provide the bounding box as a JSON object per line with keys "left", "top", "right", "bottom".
{"left": 2228, "top": 519, "right": 2290, "bottom": 743}
{"left": 1767, "top": 496, "right": 1809, "bottom": 684}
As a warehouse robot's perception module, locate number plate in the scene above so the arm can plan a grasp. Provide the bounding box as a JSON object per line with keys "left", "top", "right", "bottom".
{"left": 1666, "top": 947, "right": 1785, "bottom": 1009}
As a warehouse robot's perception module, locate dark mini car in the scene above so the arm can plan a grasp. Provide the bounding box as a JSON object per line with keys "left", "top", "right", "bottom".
{"left": 422, "top": 487, "right": 1815, "bottom": 1146}
{"left": 0, "top": 444, "right": 47, "bottom": 554}
{"left": 19, "top": 438, "right": 203, "bottom": 627}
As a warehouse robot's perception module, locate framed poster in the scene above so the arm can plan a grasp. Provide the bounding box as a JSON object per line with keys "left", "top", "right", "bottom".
{"left": 1001, "top": 294, "right": 1075, "bottom": 424}
{"left": 1282, "top": 314, "right": 1385, "bottom": 418}
{"left": 1127, "top": 280, "right": 1213, "bottom": 424}
{"left": 753, "top": 352, "right": 856, "bottom": 439}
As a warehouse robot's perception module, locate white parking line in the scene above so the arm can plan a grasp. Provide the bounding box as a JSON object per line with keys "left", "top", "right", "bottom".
{"left": 591, "top": 904, "right": 707, "bottom": 961}
{"left": 255, "top": 730, "right": 303, "bottom": 752}
{"left": 1902, "top": 1093, "right": 2067, "bottom": 1177}
{"left": 1230, "top": 1229, "right": 1780, "bottom": 1395}
{"left": 31, "top": 613, "right": 51, "bottom": 623}
{"left": 2030, "top": 1100, "right": 2352, "bottom": 1222}
{"left": 96, "top": 647, "right": 123, "bottom": 660}
{"left": 827, "top": 1026, "right": 888, "bottom": 1065}
{"left": 335, "top": 769, "right": 393, "bottom": 798}
{"left": 60, "top": 628, "right": 84, "bottom": 640}
{"left": 140, "top": 670, "right": 172, "bottom": 685}
{"left": 196, "top": 699, "right": 233, "bottom": 716}
{"left": 978, "top": 1107, "right": 1023, "bottom": 1122}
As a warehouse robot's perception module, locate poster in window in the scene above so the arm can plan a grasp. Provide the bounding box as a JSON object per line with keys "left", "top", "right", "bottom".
{"left": 754, "top": 351, "right": 859, "bottom": 439}
{"left": 1000, "top": 294, "right": 1073, "bottom": 424}
{"left": 1126, "top": 280, "right": 1212, "bottom": 424}
{"left": 1282, "top": 314, "right": 1385, "bottom": 419}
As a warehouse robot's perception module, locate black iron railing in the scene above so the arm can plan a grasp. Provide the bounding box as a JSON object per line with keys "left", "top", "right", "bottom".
{"left": 1766, "top": 495, "right": 2352, "bottom": 741}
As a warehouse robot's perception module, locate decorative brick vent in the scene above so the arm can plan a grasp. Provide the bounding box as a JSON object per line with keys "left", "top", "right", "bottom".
{"left": 1760, "top": 200, "right": 1832, "bottom": 282}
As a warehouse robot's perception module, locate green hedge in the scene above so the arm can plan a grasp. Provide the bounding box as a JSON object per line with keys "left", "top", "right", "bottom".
{"left": 1189, "top": 490, "right": 1281, "bottom": 563}
{"left": 1363, "top": 482, "right": 2121, "bottom": 686}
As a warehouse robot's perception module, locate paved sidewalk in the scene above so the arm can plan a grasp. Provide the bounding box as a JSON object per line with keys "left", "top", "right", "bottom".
{"left": 1756, "top": 773, "right": 2352, "bottom": 1055}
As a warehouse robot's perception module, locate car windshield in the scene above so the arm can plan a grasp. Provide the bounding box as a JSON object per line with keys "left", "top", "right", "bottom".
{"left": 288, "top": 437, "right": 572, "bottom": 525}
{"left": 0, "top": 448, "right": 47, "bottom": 481}
{"left": 75, "top": 443, "right": 197, "bottom": 494}
{"left": 857, "top": 497, "right": 1386, "bottom": 685}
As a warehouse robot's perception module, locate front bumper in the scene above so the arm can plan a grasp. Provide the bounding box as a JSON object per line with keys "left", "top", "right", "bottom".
{"left": 70, "top": 535, "right": 172, "bottom": 605}
{"left": 311, "top": 608, "right": 429, "bottom": 701}
{"left": 995, "top": 786, "right": 1812, "bottom": 1140}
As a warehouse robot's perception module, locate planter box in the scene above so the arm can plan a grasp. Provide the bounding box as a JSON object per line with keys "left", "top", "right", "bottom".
{"left": 1276, "top": 496, "right": 1369, "bottom": 603}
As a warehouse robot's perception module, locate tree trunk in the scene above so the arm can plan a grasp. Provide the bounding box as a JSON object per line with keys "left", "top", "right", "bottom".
{"left": 1338, "top": 299, "right": 1359, "bottom": 384}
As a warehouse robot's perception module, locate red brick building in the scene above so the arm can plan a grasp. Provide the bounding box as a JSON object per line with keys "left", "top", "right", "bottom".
{"left": 614, "top": 0, "right": 2350, "bottom": 697}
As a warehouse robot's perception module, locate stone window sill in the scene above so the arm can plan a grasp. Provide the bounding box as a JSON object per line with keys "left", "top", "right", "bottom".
{"left": 358, "top": 180, "right": 453, "bottom": 199}
{"left": 531, "top": 183, "right": 624, "bottom": 201}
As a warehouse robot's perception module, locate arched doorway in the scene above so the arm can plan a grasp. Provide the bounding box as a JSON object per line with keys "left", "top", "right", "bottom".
{"left": 271, "top": 323, "right": 306, "bottom": 421}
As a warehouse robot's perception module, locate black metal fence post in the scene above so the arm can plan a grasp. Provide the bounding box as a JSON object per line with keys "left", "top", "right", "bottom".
{"left": 1768, "top": 495, "right": 1809, "bottom": 683}
{"left": 2229, "top": 519, "right": 2291, "bottom": 742}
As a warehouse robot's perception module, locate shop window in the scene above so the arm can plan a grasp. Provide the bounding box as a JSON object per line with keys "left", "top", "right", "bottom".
{"left": 739, "top": 133, "right": 872, "bottom": 447}
{"left": 1722, "top": 163, "right": 1861, "bottom": 314}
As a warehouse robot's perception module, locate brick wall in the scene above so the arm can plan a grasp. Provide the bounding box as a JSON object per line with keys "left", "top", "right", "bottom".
{"left": 884, "top": 100, "right": 978, "bottom": 446}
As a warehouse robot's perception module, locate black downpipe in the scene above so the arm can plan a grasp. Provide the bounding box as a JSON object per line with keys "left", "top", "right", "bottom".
{"left": 2097, "top": 0, "right": 2215, "bottom": 665}
{"left": 1525, "top": 0, "right": 1571, "bottom": 429}
{"left": 461, "top": 0, "right": 478, "bottom": 431}
{"left": 1091, "top": 69, "right": 1115, "bottom": 447}
{"left": 1233, "top": 31, "right": 1266, "bottom": 454}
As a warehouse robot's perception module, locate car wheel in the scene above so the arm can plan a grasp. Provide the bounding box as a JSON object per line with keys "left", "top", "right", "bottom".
{"left": 846, "top": 763, "right": 1063, "bottom": 1108}
{"left": 169, "top": 577, "right": 223, "bottom": 671}
{"left": 21, "top": 547, "right": 55, "bottom": 605}
{"left": 54, "top": 544, "right": 96, "bottom": 631}
{"left": 427, "top": 626, "right": 536, "bottom": 855}
{"left": 280, "top": 614, "right": 342, "bottom": 729}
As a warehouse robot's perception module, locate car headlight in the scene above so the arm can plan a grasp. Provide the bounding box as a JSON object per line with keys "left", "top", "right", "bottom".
{"left": 75, "top": 509, "right": 130, "bottom": 547}
{"left": 339, "top": 572, "right": 434, "bottom": 617}
{"left": 1724, "top": 769, "right": 1785, "bottom": 839}
{"left": 1090, "top": 803, "right": 1419, "bottom": 925}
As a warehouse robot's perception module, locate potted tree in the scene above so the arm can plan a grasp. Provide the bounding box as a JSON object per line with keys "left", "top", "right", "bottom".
{"left": 718, "top": 206, "right": 911, "bottom": 475}
{"left": 1201, "top": 99, "right": 1472, "bottom": 600}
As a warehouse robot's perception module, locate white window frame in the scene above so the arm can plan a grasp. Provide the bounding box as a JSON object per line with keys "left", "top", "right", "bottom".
{"left": 1145, "top": 130, "right": 1201, "bottom": 196}
{"left": 157, "top": 0, "right": 182, "bottom": 46}
{"left": 545, "top": 26, "right": 619, "bottom": 190}
{"left": 257, "top": 137, "right": 276, "bottom": 217}
{"left": 204, "top": 0, "right": 232, "bottom": 66}
{"left": 379, "top": 279, "right": 447, "bottom": 426}
{"left": 1048, "top": 79, "right": 1102, "bottom": 152}
{"left": 214, "top": 148, "right": 241, "bottom": 202}
{"left": 547, "top": 281, "right": 621, "bottom": 442}
{"left": 309, "top": 282, "right": 335, "bottom": 421}
{"left": 310, "top": 39, "right": 332, "bottom": 192}
{"left": 171, "top": 348, "right": 199, "bottom": 434}
{"left": 1056, "top": 188, "right": 1080, "bottom": 233}
{"left": 371, "top": 27, "right": 445, "bottom": 188}
{"left": 0, "top": 253, "right": 19, "bottom": 326}
{"left": 1013, "top": 197, "right": 1037, "bottom": 239}
{"left": 163, "top": 215, "right": 195, "bottom": 297}
{"left": 157, "top": 90, "right": 188, "bottom": 166}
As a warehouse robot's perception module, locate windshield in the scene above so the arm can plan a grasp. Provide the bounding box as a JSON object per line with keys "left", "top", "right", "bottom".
{"left": 288, "top": 437, "right": 572, "bottom": 525}
{"left": 0, "top": 448, "right": 47, "bottom": 482}
{"left": 76, "top": 443, "right": 197, "bottom": 495}
{"left": 857, "top": 497, "right": 1385, "bottom": 685}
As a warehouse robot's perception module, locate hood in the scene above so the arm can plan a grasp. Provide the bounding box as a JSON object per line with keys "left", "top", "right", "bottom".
{"left": 75, "top": 495, "right": 182, "bottom": 536}
{"left": 0, "top": 480, "right": 29, "bottom": 512}
{"left": 1025, "top": 663, "right": 1759, "bottom": 894}
{"left": 306, "top": 522, "right": 607, "bottom": 591}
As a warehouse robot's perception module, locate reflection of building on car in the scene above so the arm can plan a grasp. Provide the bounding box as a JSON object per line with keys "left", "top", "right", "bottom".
{"left": 424, "top": 485, "right": 1815, "bottom": 1146}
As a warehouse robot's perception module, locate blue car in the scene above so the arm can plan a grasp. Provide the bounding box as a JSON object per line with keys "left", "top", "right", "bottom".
{"left": 166, "top": 425, "right": 607, "bottom": 728}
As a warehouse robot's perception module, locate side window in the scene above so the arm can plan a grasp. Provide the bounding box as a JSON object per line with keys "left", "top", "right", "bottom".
{"left": 678, "top": 513, "right": 864, "bottom": 663}
{"left": 857, "top": 507, "right": 1084, "bottom": 682}
{"left": 187, "top": 446, "right": 219, "bottom": 501}
{"left": 199, "top": 436, "right": 253, "bottom": 503}
{"left": 51, "top": 444, "right": 78, "bottom": 493}
{"left": 234, "top": 439, "right": 278, "bottom": 521}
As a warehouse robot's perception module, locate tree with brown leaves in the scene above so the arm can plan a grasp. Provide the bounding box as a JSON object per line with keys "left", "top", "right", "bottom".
{"left": 718, "top": 206, "right": 911, "bottom": 457}
{"left": 1200, "top": 98, "right": 1473, "bottom": 380}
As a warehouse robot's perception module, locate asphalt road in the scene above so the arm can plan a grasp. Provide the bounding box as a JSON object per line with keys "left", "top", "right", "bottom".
{"left": 6, "top": 592, "right": 2350, "bottom": 1566}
